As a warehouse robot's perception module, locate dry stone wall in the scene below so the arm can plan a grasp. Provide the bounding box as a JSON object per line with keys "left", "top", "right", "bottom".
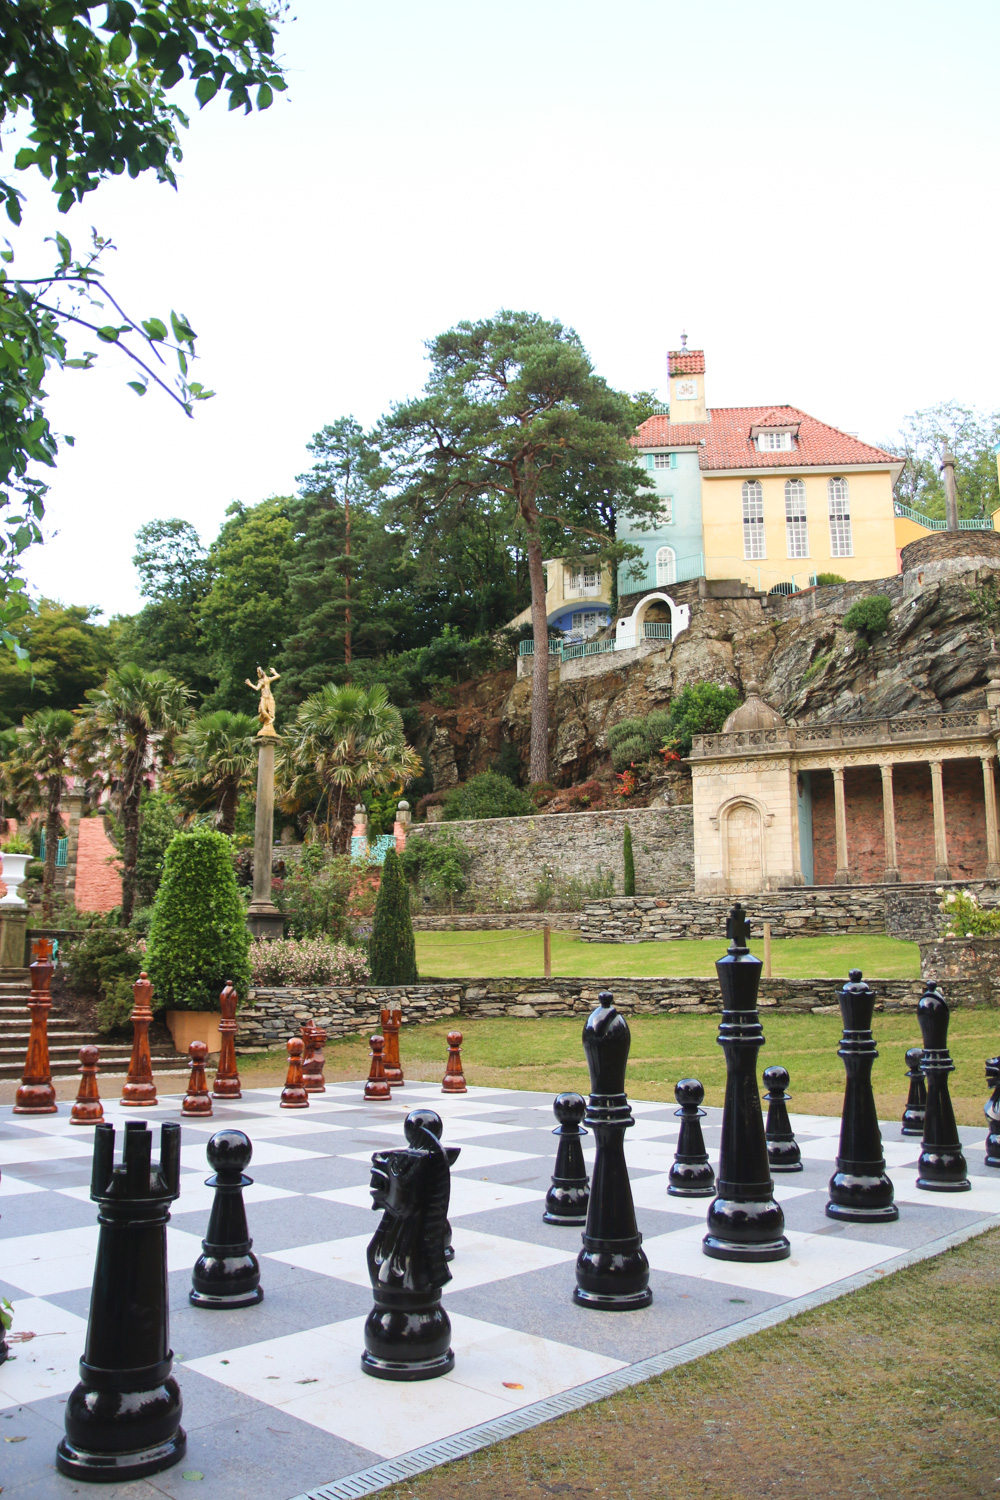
{"left": 579, "top": 889, "right": 888, "bottom": 941}
{"left": 411, "top": 913, "right": 580, "bottom": 932}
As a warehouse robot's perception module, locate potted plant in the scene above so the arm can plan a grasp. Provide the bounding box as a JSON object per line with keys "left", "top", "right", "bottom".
{"left": 0, "top": 833, "right": 34, "bottom": 907}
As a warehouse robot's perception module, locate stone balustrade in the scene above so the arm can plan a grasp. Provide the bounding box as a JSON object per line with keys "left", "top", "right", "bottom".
{"left": 692, "top": 707, "right": 994, "bottom": 760}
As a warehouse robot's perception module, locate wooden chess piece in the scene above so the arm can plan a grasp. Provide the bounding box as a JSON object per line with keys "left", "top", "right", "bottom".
{"left": 120, "top": 973, "right": 158, "bottom": 1107}
{"left": 763, "top": 1065, "right": 802, "bottom": 1173}
{"left": 309, "top": 1024, "right": 326, "bottom": 1091}
{"left": 70, "top": 1046, "right": 104, "bottom": 1126}
{"left": 211, "top": 980, "right": 241, "bottom": 1099}
{"left": 442, "top": 1030, "right": 467, "bottom": 1094}
{"left": 916, "top": 980, "right": 970, "bottom": 1192}
{"left": 381, "top": 1006, "right": 404, "bottom": 1086}
{"left": 901, "top": 1046, "right": 926, "bottom": 1136}
{"left": 280, "top": 1037, "right": 309, "bottom": 1108}
{"left": 364, "top": 1035, "right": 392, "bottom": 1101}
{"left": 190, "top": 1130, "right": 263, "bottom": 1308}
{"left": 182, "top": 1041, "right": 213, "bottom": 1116}
{"left": 668, "top": 1078, "right": 716, "bottom": 1197}
{"left": 14, "top": 938, "right": 58, "bottom": 1114}
{"left": 302, "top": 1023, "right": 325, "bottom": 1093}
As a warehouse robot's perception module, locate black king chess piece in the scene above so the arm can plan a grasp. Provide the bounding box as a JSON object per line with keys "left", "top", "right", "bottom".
{"left": 544, "top": 1092, "right": 590, "bottom": 1224}
{"left": 668, "top": 1079, "right": 716, "bottom": 1197}
{"left": 916, "top": 980, "right": 970, "bottom": 1192}
{"left": 703, "top": 903, "right": 790, "bottom": 1263}
{"left": 362, "top": 1107, "right": 460, "bottom": 1379}
{"left": 984, "top": 1057, "right": 1000, "bottom": 1169}
{"left": 190, "top": 1130, "right": 263, "bottom": 1308}
{"left": 56, "top": 1120, "right": 186, "bottom": 1481}
{"left": 901, "top": 1046, "right": 927, "bottom": 1136}
{"left": 826, "top": 971, "right": 898, "bottom": 1222}
{"left": 763, "top": 1066, "right": 803, "bottom": 1173}
{"left": 574, "top": 992, "right": 652, "bottom": 1309}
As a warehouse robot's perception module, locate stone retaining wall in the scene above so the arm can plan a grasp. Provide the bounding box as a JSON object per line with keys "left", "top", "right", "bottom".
{"left": 918, "top": 937, "right": 1000, "bottom": 1007}
{"left": 579, "top": 889, "right": 888, "bottom": 941}
{"left": 411, "top": 913, "right": 581, "bottom": 932}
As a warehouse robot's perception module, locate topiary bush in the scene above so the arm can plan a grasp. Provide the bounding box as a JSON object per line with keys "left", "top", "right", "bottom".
{"left": 368, "top": 846, "right": 417, "bottom": 984}
{"left": 623, "top": 823, "right": 635, "bottom": 896}
{"left": 146, "top": 828, "right": 251, "bottom": 1010}
{"left": 661, "top": 683, "right": 742, "bottom": 757}
{"left": 842, "top": 594, "right": 893, "bottom": 651}
{"left": 442, "top": 771, "right": 533, "bottom": 821}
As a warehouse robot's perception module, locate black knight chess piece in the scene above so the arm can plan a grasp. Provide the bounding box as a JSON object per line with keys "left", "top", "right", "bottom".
{"left": 190, "top": 1130, "right": 263, "bottom": 1308}
{"left": 916, "top": 981, "right": 970, "bottom": 1192}
{"left": 703, "top": 903, "right": 790, "bottom": 1263}
{"left": 544, "top": 1092, "right": 590, "bottom": 1224}
{"left": 901, "top": 1046, "right": 926, "bottom": 1136}
{"left": 56, "top": 1120, "right": 186, "bottom": 1481}
{"left": 985, "top": 1058, "right": 1000, "bottom": 1169}
{"left": 668, "top": 1079, "right": 716, "bottom": 1197}
{"left": 763, "top": 1066, "right": 803, "bottom": 1173}
{"left": 826, "top": 971, "right": 898, "bottom": 1222}
{"left": 574, "top": 992, "right": 652, "bottom": 1309}
{"left": 362, "top": 1108, "right": 460, "bottom": 1380}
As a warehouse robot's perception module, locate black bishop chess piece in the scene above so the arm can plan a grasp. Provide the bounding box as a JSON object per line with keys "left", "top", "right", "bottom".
{"left": 916, "top": 980, "right": 970, "bottom": 1192}
{"left": 190, "top": 1130, "right": 263, "bottom": 1308}
{"left": 56, "top": 1119, "right": 185, "bottom": 1481}
{"left": 826, "top": 971, "right": 898, "bottom": 1222}
{"left": 543, "top": 1092, "right": 590, "bottom": 1224}
{"left": 362, "top": 1108, "right": 460, "bottom": 1380}
{"left": 984, "top": 1057, "right": 1000, "bottom": 1169}
{"left": 668, "top": 1079, "right": 716, "bottom": 1197}
{"left": 703, "top": 903, "right": 790, "bottom": 1263}
{"left": 901, "top": 1046, "right": 927, "bottom": 1136}
{"left": 763, "top": 1066, "right": 803, "bottom": 1173}
{"left": 574, "top": 992, "right": 652, "bottom": 1309}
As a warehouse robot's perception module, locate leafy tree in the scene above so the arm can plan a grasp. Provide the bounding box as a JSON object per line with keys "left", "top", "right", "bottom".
{"left": 146, "top": 828, "right": 251, "bottom": 1008}
{"left": 623, "top": 823, "right": 635, "bottom": 897}
{"left": 166, "top": 709, "right": 257, "bottom": 833}
{"left": 131, "top": 790, "right": 182, "bottom": 909}
{"left": 0, "top": 706, "right": 76, "bottom": 915}
{"left": 368, "top": 846, "right": 417, "bottom": 984}
{"left": 0, "top": 599, "right": 114, "bottom": 726}
{"left": 401, "top": 832, "right": 471, "bottom": 913}
{"left": 116, "top": 519, "right": 215, "bottom": 695}
{"left": 442, "top": 770, "right": 534, "bottom": 821}
{"left": 199, "top": 497, "right": 293, "bottom": 709}
{"left": 843, "top": 595, "right": 893, "bottom": 652}
{"left": 883, "top": 403, "right": 1000, "bottom": 521}
{"left": 662, "top": 684, "right": 742, "bottom": 757}
{"left": 274, "top": 842, "right": 353, "bottom": 941}
{"left": 64, "top": 920, "right": 146, "bottom": 1032}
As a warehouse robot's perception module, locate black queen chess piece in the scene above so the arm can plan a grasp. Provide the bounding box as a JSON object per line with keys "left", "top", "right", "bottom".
{"left": 916, "top": 980, "right": 970, "bottom": 1192}
{"left": 574, "top": 992, "right": 652, "bottom": 1309}
{"left": 703, "top": 903, "right": 790, "bottom": 1263}
{"left": 668, "top": 1079, "right": 716, "bottom": 1197}
{"left": 190, "top": 1130, "right": 263, "bottom": 1308}
{"left": 362, "top": 1107, "right": 460, "bottom": 1380}
{"left": 984, "top": 1057, "right": 1000, "bottom": 1168}
{"left": 826, "top": 971, "right": 898, "bottom": 1222}
{"left": 544, "top": 1092, "right": 590, "bottom": 1225}
{"left": 901, "top": 1046, "right": 927, "bottom": 1136}
{"left": 56, "top": 1120, "right": 186, "bottom": 1481}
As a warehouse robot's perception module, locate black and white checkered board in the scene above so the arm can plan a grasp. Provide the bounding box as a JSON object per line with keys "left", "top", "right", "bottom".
{"left": 1, "top": 1080, "right": 998, "bottom": 1500}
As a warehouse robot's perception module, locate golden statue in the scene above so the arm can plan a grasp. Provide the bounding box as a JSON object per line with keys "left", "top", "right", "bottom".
{"left": 246, "top": 666, "right": 280, "bottom": 736}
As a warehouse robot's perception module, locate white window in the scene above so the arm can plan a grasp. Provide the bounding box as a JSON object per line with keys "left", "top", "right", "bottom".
{"left": 655, "top": 546, "right": 676, "bottom": 586}
{"left": 742, "top": 480, "right": 765, "bottom": 560}
{"left": 646, "top": 452, "right": 676, "bottom": 469}
{"left": 570, "top": 610, "right": 603, "bottom": 638}
{"left": 828, "top": 477, "right": 853, "bottom": 556}
{"left": 757, "top": 431, "right": 792, "bottom": 452}
{"left": 658, "top": 496, "right": 673, "bottom": 525}
{"left": 784, "top": 479, "right": 809, "bottom": 558}
{"left": 568, "top": 566, "right": 602, "bottom": 596}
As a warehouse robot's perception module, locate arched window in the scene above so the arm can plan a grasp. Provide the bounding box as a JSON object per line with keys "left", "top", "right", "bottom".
{"left": 742, "top": 480, "right": 765, "bottom": 560}
{"left": 828, "top": 477, "right": 852, "bottom": 557}
{"left": 784, "top": 479, "right": 808, "bottom": 558}
{"left": 655, "top": 546, "right": 676, "bottom": 586}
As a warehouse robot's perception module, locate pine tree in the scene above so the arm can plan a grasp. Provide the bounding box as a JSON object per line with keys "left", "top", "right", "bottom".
{"left": 369, "top": 847, "right": 417, "bottom": 985}
{"left": 623, "top": 823, "right": 636, "bottom": 897}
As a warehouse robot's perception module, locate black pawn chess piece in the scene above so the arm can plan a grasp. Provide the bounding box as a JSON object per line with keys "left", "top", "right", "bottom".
{"left": 916, "top": 980, "right": 970, "bottom": 1192}
{"left": 56, "top": 1120, "right": 186, "bottom": 1481}
{"left": 763, "top": 1066, "right": 803, "bottom": 1174}
{"left": 668, "top": 1079, "right": 716, "bottom": 1197}
{"left": 826, "top": 971, "right": 898, "bottom": 1222}
{"left": 190, "top": 1130, "right": 263, "bottom": 1308}
{"left": 901, "top": 1047, "right": 927, "bottom": 1136}
{"left": 985, "top": 1058, "right": 1000, "bottom": 1169}
{"left": 544, "top": 1092, "right": 590, "bottom": 1224}
{"left": 574, "top": 992, "right": 652, "bottom": 1309}
{"left": 703, "top": 903, "right": 790, "bottom": 1263}
{"left": 362, "top": 1108, "right": 460, "bottom": 1380}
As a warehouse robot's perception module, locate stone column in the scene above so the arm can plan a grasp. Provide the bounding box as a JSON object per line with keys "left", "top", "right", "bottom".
{"left": 60, "top": 791, "right": 84, "bottom": 901}
{"left": 394, "top": 799, "right": 411, "bottom": 854}
{"left": 929, "top": 760, "right": 951, "bottom": 881}
{"left": 880, "top": 764, "right": 900, "bottom": 883}
{"left": 832, "top": 766, "right": 850, "bottom": 885}
{"left": 246, "top": 730, "right": 284, "bottom": 941}
{"left": 982, "top": 756, "right": 1000, "bottom": 879}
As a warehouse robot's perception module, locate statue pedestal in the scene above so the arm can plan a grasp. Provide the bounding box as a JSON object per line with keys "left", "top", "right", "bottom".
{"left": 246, "top": 902, "right": 284, "bottom": 941}
{"left": 246, "top": 729, "right": 284, "bottom": 943}
{"left": 0, "top": 908, "right": 27, "bottom": 969}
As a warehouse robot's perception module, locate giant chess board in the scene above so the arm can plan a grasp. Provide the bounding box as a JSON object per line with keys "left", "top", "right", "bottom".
{"left": 1, "top": 1081, "right": 999, "bottom": 1500}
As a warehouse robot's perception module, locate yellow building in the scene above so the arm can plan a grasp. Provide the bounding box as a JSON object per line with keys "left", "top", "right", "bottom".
{"left": 507, "top": 558, "right": 613, "bottom": 641}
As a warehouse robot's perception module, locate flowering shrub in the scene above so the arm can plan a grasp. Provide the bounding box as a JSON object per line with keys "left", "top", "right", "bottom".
{"left": 937, "top": 888, "right": 1000, "bottom": 939}
{"left": 615, "top": 769, "right": 638, "bottom": 799}
{"left": 250, "top": 937, "right": 370, "bottom": 987}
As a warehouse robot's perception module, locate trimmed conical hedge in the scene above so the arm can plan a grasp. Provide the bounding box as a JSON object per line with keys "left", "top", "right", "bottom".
{"left": 623, "top": 823, "right": 636, "bottom": 897}
{"left": 369, "top": 846, "right": 418, "bottom": 985}
{"left": 146, "top": 828, "right": 251, "bottom": 1009}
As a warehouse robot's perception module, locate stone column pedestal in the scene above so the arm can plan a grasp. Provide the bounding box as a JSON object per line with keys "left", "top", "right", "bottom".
{"left": 0, "top": 907, "right": 27, "bottom": 969}
{"left": 246, "top": 730, "right": 284, "bottom": 942}
{"left": 832, "top": 767, "right": 850, "bottom": 885}
{"left": 929, "top": 760, "right": 951, "bottom": 881}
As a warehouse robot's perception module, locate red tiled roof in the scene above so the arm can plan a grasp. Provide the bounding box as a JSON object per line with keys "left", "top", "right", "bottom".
{"left": 668, "top": 349, "right": 705, "bottom": 375}
{"left": 633, "top": 406, "right": 900, "bottom": 470}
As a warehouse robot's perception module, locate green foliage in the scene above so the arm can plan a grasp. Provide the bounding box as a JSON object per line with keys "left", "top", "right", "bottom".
{"left": 166, "top": 710, "right": 257, "bottom": 833}
{"left": 442, "top": 771, "right": 534, "bottom": 821}
{"left": 146, "top": 829, "right": 251, "bottom": 1009}
{"left": 491, "top": 738, "right": 523, "bottom": 786}
{"left": 132, "top": 792, "right": 182, "bottom": 909}
{"left": 0, "top": 1296, "right": 11, "bottom": 1333}
{"left": 64, "top": 921, "right": 145, "bottom": 1033}
{"left": 116, "top": 519, "right": 214, "bottom": 695}
{"left": 662, "top": 683, "right": 742, "bottom": 757}
{"left": 607, "top": 718, "right": 651, "bottom": 771}
{"left": 842, "top": 595, "right": 893, "bottom": 650}
{"left": 938, "top": 887, "right": 1000, "bottom": 938}
{"left": 400, "top": 834, "right": 472, "bottom": 911}
{"left": 275, "top": 844, "right": 353, "bottom": 941}
{"left": 368, "top": 847, "right": 417, "bottom": 985}
{"left": 815, "top": 573, "right": 847, "bottom": 586}
{"left": 623, "top": 824, "right": 635, "bottom": 897}
{"left": 801, "top": 651, "right": 833, "bottom": 685}
{"left": 361, "top": 787, "right": 399, "bottom": 838}
{"left": 533, "top": 862, "right": 615, "bottom": 911}
{"left": 881, "top": 403, "right": 1000, "bottom": 522}
{"left": 250, "top": 936, "right": 369, "bottom": 987}
{"left": 1, "top": 705, "right": 76, "bottom": 912}
{"left": 0, "top": 601, "right": 114, "bottom": 727}
{"left": 199, "top": 497, "right": 293, "bottom": 710}
{"left": 1, "top": 831, "right": 31, "bottom": 853}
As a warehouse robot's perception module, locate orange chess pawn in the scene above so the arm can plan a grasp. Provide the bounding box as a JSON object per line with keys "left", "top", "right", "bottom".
{"left": 442, "top": 1031, "right": 467, "bottom": 1094}
{"left": 364, "top": 1034, "right": 392, "bottom": 1101}
{"left": 70, "top": 1045, "right": 104, "bottom": 1125}
{"left": 280, "top": 1037, "right": 309, "bottom": 1108}
{"left": 182, "top": 1040, "right": 213, "bottom": 1116}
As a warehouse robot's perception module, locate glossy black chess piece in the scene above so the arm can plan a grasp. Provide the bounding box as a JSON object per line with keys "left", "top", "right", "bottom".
{"left": 56, "top": 1120, "right": 186, "bottom": 1481}
{"left": 190, "top": 1130, "right": 263, "bottom": 1308}
{"left": 362, "top": 1108, "right": 460, "bottom": 1380}
{"left": 763, "top": 1066, "right": 803, "bottom": 1173}
{"left": 901, "top": 1046, "right": 926, "bottom": 1136}
{"left": 0, "top": 1169, "right": 7, "bottom": 1366}
{"left": 574, "top": 992, "right": 652, "bottom": 1309}
{"left": 825, "top": 971, "right": 898, "bottom": 1222}
{"left": 703, "top": 903, "right": 790, "bottom": 1263}
{"left": 983, "top": 1057, "right": 1000, "bottom": 1169}
{"left": 668, "top": 1079, "right": 716, "bottom": 1197}
{"left": 916, "top": 980, "right": 970, "bottom": 1192}
{"left": 544, "top": 1092, "right": 590, "bottom": 1224}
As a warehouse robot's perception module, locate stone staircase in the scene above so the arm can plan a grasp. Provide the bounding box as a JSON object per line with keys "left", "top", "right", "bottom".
{"left": 0, "top": 972, "right": 185, "bottom": 1081}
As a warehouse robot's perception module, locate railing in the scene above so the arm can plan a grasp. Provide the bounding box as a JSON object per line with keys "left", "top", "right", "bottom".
{"left": 643, "top": 621, "right": 672, "bottom": 638}
{"left": 692, "top": 708, "right": 993, "bottom": 757}
{"left": 520, "top": 623, "right": 670, "bottom": 665}
{"left": 350, "top": 834, "right": 396, "bottom": 865}
{"left": 37, "top": 831, "right": 68, "bottom": 867}
{"left": 893, "top": 502, "right": 994, "bottom": 531}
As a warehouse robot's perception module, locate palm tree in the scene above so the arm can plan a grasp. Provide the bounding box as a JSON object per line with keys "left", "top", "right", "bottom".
{"left": 1, "top": 708, "right": 77, "bottom": 918}
{"left": 166, "top": 710, "right": 258, "bottom": 834}
{"left": 279, "top": 682, "right": 422, "bottom": 849}
{"left": 75, "top": 664, "right": 192, "bottom": 922}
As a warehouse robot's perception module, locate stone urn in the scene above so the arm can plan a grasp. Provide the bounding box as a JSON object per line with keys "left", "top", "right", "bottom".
{"left": 0, "top": 853, "right": 32, "bottom": 907}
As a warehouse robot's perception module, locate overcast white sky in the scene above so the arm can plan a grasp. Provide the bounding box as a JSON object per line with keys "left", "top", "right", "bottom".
{"left": 16, "top": 0, "right": 1000, "bottom": 618}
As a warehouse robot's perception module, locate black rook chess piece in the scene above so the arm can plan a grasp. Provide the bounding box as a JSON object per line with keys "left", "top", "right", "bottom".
{"left": 916, "top": 981, "right": 970, "bottom": 1192}
{"left": 901, "top": 1047, "right": 927, "bottom": 1136}
{"left": 668, "top": 1079, "right": 716, "bottom": 1197}
{"left": 190, "top": 1130, "right": 263, "bottom": 1308}
{"left": 56, "top": 1120, "right": 185, "bottom": 1481}
{"left": 544, "top": 1092, "right": 590, "bottom": 1224}
{"left": 362, "top": 1108, "right": 460, "bottom": 1380}
{"left": 703, "top": 903, "right": 790, "bottom": 1263}
{"left": 826, "top": 971, "right": 898, "bottom": 1222}
{"left": 763, "top": 1066, "right": 803, "bottom": 1173}
{"left": 984, "top": 1058, "right": 1000, "bottom": 1169}
{"left": 574, "top": 992, "right": 652, "bottom": 1309}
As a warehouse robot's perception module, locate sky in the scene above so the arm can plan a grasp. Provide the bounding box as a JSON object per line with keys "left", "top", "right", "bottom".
{"left": 15, "top": 0, "right": 1000, "bottom": 618}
